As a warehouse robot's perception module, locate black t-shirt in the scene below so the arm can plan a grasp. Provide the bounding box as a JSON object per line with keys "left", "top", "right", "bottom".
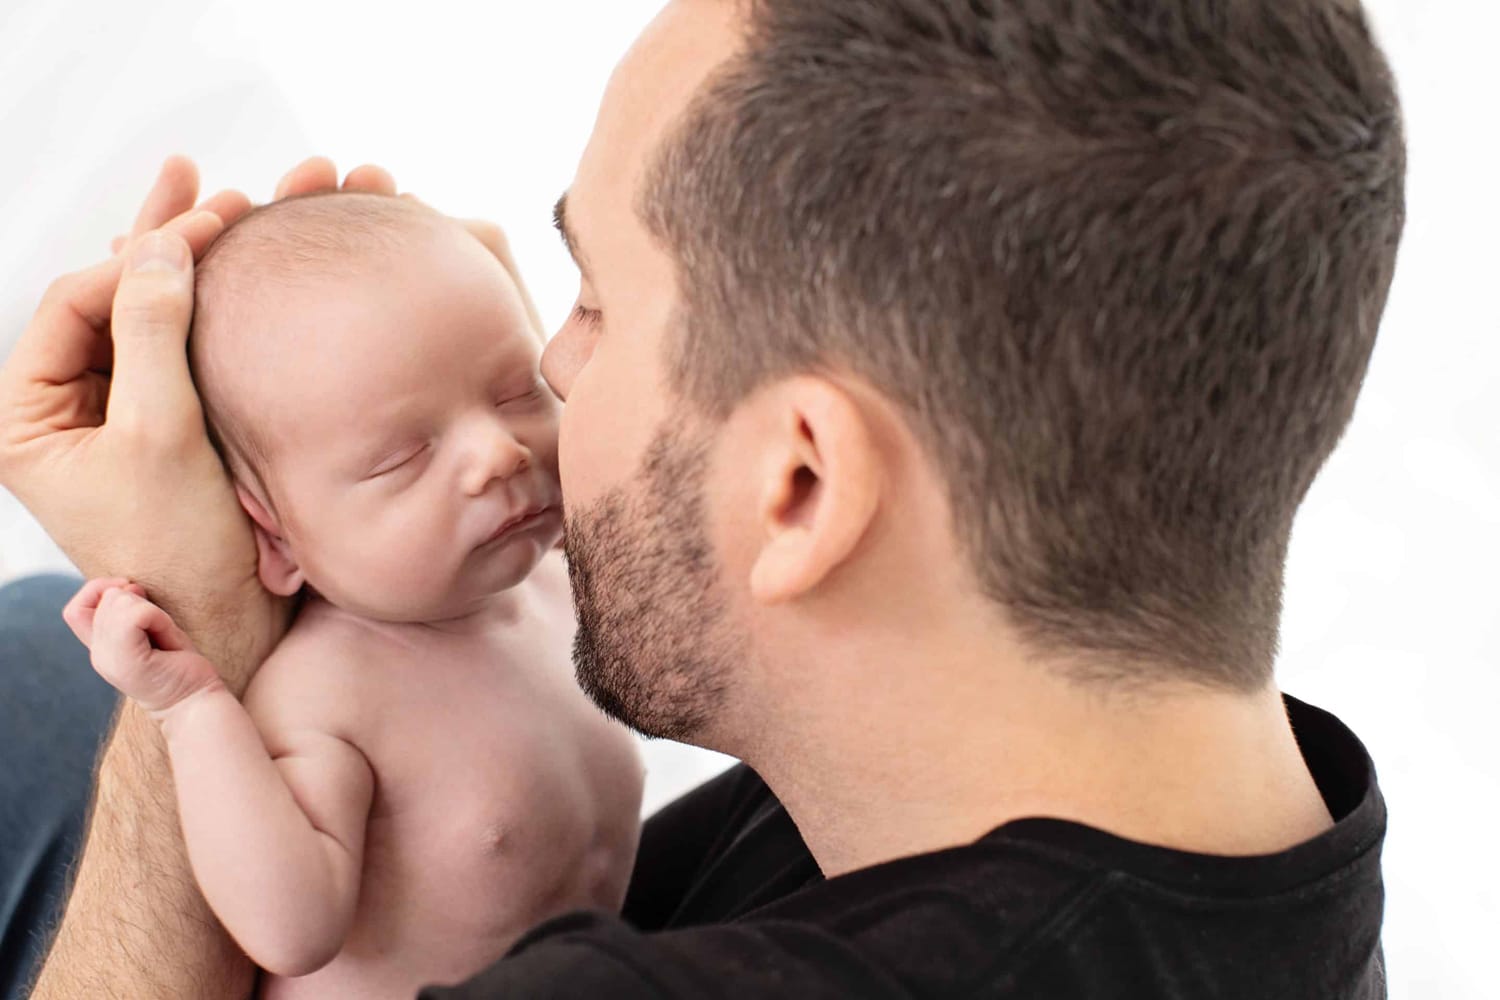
{"left": 422, "top": 695, "right": 1386, "bottom": 998}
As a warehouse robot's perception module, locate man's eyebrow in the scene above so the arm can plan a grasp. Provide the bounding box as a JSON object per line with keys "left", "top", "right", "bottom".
{"left": 552, "top": 193, "right": 589, "bottom": 275}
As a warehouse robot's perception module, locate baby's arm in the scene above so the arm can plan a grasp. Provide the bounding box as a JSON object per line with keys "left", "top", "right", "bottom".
{"left": 63, "top": 579, "right": 373, "bottom": 978}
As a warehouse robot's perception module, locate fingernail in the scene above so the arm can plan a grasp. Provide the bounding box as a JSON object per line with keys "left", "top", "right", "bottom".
{"left": 129, "top": 231, "right": 189, "bottom": 273}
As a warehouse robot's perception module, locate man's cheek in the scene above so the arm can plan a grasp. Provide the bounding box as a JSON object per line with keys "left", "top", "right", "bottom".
{"left": 561, "top": 398, "right": 630, "bottom": 507}
{"left": 556, "top": 404, "right": 597, "bottom": 508}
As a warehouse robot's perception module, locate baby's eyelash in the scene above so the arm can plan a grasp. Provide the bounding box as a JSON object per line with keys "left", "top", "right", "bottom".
{"left": 572, "top": 304, "right": 603, "bottom": 328}
{"left": 497, "top": 383, "right": 545, "bottom": 409}
{"left": 368, "top": 444, "right": 426, "bottom": 479}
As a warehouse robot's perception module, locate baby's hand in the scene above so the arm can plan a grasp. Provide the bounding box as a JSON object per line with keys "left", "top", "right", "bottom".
{"left": 64, "top": 578, "right": 222, "bottom": 716}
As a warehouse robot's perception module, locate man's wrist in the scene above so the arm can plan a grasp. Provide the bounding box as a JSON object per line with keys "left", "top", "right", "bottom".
{"left": 161, "top": 584, "right": 294, "bottom": 696}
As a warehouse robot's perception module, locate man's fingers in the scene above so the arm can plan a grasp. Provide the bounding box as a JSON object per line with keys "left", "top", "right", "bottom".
{"left": 197, "top": 189, "right": 253, "bottom": 230}
{"left": 150, "top": 208, "right": 226, "bottom": 260}
{"left": 274, "top": 158, "right": 398, "bottom": 200}
{"left": 105, "top": 228, "right": 209, "bottom": 435}
{"left": 459, "top": 217, "right": 503, "bottom": 253}
{"left": 10, "top": 211, "right": 223, "bottom": 415}
{"left": 129, "top": 156, "right": 200, "bottom": 238}
{"left": 460, "top": 218, "right": 547, "bottom": 342}
{"left": 111, "top": 190, "right": 249, "bottom": 258}
{"left": 274, "top": 156, "right": 339, "bottom": 200}
{"left": 341, "top": 164, "right": 397, "bottom": 195}
{"left": 16, "top": 256, "right": 127, "bottom": 386}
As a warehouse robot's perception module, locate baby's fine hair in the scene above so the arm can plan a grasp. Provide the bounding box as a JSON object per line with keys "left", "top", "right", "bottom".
{"left": 189, "top": 193, "right": 444, "bottom": 496}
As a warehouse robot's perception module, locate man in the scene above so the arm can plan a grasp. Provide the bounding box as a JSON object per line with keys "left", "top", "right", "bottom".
{"left": 0, "top": 0, "right": 1403, "bottom": 996}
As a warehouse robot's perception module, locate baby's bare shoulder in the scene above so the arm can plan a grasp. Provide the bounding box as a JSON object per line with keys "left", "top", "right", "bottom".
{"left": 242, "top": 601, "right": 396, "bottom": 743}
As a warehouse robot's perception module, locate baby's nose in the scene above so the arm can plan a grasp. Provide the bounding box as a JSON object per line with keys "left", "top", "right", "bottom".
{"left": 462, "top": 430, "right": 532, "bottom": 496}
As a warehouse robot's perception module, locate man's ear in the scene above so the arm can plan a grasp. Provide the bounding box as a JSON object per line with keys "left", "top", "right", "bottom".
{"left": 748, "top": 377, "right": 881, "bottom": 605}
{"left": 235, "top": 484, "right": 306, "bottom": 597}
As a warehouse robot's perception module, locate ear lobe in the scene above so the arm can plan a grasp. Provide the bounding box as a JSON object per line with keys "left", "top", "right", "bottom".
{"left": 749, "top": 381, "right": 881, "bottom": 605}
{"left": 235, "top": 484, "right": 306, "bottom": 598}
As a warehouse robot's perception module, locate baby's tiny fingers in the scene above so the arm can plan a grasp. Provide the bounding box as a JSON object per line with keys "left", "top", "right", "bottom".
{"left": 77, "top": 577, "right": 134, "bottom": 608}
{"left": 138, "top": 602, "right": 193, "bottom": 653}
{"left": 119, "top": 592, "right": 163, "bottom": 633}
{"left": 95, "top": 588, "right": 193, "bottom": 654}
{"left": 88, "top": 594, "right": 157, "bottom": 683}
{"left": 94, "top": 589, "right": 158, "bottom": 646}
{"left": 63, "top": 578, "right": 135, "bottom": 644}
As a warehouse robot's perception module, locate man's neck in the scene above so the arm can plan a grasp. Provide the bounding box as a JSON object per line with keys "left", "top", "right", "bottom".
{"left": 746, "top": 646, "right": 1333, "bottom": 878}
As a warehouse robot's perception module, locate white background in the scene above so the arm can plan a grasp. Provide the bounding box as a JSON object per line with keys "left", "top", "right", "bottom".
{"left": 1, "top": 2, "right": 1495, "bottom": 996}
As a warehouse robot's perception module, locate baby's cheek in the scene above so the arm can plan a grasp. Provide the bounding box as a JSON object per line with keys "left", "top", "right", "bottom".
{"left": 314, "top": 501, "right": 448, "bottom": 614}
{"left": 366, "top": 502, "right": 447, "bottom": 575}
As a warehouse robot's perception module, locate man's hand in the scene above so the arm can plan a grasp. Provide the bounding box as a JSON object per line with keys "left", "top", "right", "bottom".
{"left": 8, "top": 157, "right": 284, "bottom": 1000}
{"left": 0, "top": 158, "right": 287, "bottom": 688}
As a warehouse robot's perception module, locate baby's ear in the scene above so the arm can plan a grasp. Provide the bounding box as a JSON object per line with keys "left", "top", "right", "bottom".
{"left": 235, "top": 484, "right": 305, "bottom": 598}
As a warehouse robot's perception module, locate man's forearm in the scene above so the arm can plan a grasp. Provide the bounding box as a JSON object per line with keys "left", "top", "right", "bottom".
{"left": 29, "top": 608, "right": 286, "bottom": 1000}
{"left": 30, "top": 702, "right": 257, "bottom": 999}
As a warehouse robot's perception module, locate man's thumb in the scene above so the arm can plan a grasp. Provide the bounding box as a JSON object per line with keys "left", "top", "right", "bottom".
{"left": 107, "top": 231, "right": 199, "bottom": 432}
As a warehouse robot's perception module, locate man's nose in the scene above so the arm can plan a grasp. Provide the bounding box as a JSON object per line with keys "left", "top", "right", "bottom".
{"left": 540, "top": 325, "right": 596, "bottom": 402}
{"left": 461, "top": 423, "right": 532, "bottom": 497}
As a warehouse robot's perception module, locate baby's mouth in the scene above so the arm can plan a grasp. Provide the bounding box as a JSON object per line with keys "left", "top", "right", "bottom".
{"left": 479, "top": 504, "right": 559, "bottom": 548}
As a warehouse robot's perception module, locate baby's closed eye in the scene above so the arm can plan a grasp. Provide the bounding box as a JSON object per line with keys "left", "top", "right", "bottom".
{"left": 364, "top": 443, "right": 430, "bottom": 480}
{"left": 493, "top": 375, "right": 549, "bottom": 410}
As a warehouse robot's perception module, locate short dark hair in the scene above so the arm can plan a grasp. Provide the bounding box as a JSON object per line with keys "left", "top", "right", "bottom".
{"left": 642, "top": 0, "right": 1406, "bottom": 689}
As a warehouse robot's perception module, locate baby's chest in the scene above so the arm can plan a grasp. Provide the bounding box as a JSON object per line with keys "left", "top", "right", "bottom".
{"left": 355, "top": 651, "right": 638, "bottom": 897}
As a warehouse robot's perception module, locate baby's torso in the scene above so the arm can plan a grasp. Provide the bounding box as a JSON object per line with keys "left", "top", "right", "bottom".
{"left": 260, "top": 553, "right": 644, "bottom": 1000}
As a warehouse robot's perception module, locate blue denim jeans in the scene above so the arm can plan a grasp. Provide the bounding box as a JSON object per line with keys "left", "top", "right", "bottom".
{"left": 0, "top": 574, "right": 118, "bottom": 999}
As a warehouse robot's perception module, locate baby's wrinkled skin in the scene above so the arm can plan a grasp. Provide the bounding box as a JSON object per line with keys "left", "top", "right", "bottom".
{"left": 63, "top": 196, "right": 645, "bottom": 999}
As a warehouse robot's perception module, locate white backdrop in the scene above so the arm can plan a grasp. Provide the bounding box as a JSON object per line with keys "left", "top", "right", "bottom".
{"left": 1, "top": 3, "right": 1496, "bottom": 996}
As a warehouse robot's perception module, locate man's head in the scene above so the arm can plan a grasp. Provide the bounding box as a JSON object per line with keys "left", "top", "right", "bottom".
{"left": 193, "top": 194, "right": 562, "bottom": 623}
{"left": 544, "top": 0, "right": 1404, "bottom": 744}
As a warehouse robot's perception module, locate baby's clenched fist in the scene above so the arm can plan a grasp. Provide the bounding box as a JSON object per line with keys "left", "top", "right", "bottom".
{"left": 64, "top": 578, "right": 223, "bottom": 717}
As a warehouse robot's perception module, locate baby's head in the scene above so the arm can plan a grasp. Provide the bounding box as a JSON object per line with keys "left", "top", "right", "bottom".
{"left": 191, "top": 193, "right": 561, "bottom": 623}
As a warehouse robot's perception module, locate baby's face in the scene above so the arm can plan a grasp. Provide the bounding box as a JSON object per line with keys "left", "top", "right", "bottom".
{"left": 239, "top": 222, "right": 561, "bottom": 622}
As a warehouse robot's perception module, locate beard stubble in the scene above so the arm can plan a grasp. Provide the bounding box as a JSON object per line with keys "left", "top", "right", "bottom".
{"left": 563, "top": 424, "right": 741, "bottom": 743}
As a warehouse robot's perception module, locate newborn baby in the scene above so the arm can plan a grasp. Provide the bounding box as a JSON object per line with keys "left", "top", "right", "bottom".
{"left": 63, "top": 194, "right": 645, "bottom": 998}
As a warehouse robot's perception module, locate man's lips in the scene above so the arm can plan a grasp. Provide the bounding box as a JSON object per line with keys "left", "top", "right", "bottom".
{"left": 479, "top": 504, "right": 560, "bottom": 547}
